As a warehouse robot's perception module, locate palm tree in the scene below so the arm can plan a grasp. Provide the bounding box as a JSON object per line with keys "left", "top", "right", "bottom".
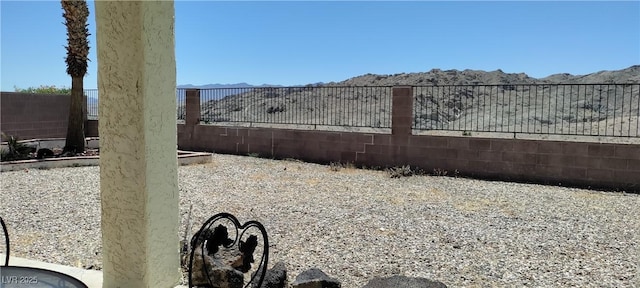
{"left": 62, "top": 0, "right": 90, "bottom": 153}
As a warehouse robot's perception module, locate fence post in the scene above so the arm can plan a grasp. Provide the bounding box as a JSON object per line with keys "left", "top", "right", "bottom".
{"left": 186, "top": 89, "right": 201, "bottom": 127}
{"left": 392, "top": 86, "right": 413, "bottom": 136}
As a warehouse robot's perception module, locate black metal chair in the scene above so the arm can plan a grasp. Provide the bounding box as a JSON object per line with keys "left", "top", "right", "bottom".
{"left": 188, "top": 213, "right": 269, "bottom": 288}
{"left": 1, "top": 216, "right": 9, "bottom": 266}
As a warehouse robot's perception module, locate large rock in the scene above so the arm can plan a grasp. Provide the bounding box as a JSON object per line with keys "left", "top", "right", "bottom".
{"left": 362, "top": 275, "right": 447, "bottom": 288}
{"left": 189, "top": 244, "right": 245, "bottom": 287}
{"left": 189, "top": 244, "right": 216, "bottom": 286}
{"left": 188, "top": 224, "right": 264, "bottom": 287}
{"left": 216, "top": 245, "right": 246, "bottom": 272}
{"left": 251, "top": 261, "right": 287, "bottom": 288}
{"left": 208, "top": 267, "right": 245, "bottom": 288}
{"left": 292, "top": 268, "right": 341, "bottom": 288}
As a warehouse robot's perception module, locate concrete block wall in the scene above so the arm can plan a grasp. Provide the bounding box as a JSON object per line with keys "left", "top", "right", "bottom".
{"left": 178, "top": 124, "right": 640, "bottom": 191}
{"left": 0, "top": 92, "right": 99, "bottom": 140}
{"left": 178, "top": 87, "right": 640, "bottom": 192}
{"left": 1, "top": 92, "right": 70, "bottom": 140}
{"left": 399, "top": 136, "right": 640, "bottom": 190}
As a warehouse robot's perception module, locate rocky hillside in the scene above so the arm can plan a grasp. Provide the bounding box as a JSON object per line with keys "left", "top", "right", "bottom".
{"left": 332, "top": 65, "right": 640, "bottom": 86}
{"left": 183, "top": 65, "right": 639, "bottom": 137}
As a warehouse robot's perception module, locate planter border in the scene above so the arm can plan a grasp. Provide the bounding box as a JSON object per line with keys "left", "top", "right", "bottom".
{"left": 1, "top": 138, "right": 212, "bottom": 172}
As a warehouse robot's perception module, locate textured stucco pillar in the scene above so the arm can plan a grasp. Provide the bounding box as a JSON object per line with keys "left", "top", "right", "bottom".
{"left": 95, "top": 1, "right": 179, "bottom": 287}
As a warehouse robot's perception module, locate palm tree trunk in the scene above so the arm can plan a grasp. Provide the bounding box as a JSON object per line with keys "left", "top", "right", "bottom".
{"left": 65, "top": 76, "right": 85, "bottom": 152}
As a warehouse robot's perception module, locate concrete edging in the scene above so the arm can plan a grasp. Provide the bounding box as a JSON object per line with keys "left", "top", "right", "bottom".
{"left": 1, "top": 137, "right": 212, "bottom": 172}
{"left": 1, "top": 151, "right": 212, "bottom": 172}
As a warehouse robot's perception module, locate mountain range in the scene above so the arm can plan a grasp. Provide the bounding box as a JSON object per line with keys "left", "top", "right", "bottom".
{"left": 177, "top": 83, "right": 277, "bottom": 89}
{"left": 176, "top": 66, "right": 639, "bottom": 89}
{"left": 177, "top": 82, "right": 326, "bottom": 89}
{"left": 171, "top": 66, "right": 639, "bottom": 103}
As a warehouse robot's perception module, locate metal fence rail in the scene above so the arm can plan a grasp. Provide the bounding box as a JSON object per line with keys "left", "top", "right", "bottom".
{"left": 85, "top": 89, "right": 98, "bottom": 120}
{"left": 413, "top": 84, "right": 640, "bottom": 137}
{"left": 198, "top": 86, "right": 393, "bottom": 128}
{"left": 85, "top": 84, "right": 639, "bottom": 137}
{"left": 177, "top": 88, "right": 186, "bottom": 121}
{"left": 86, "top": 88, "right": 188, "bottom": 121}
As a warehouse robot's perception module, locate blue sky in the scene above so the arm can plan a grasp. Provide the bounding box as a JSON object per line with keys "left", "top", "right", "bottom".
{"left": 1, "top": 1, "right": 639, "bottom": 90}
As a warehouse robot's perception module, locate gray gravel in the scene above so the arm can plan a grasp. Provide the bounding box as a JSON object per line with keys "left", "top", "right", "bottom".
{"left": 1, "top": 154, "right": 639, "bottom": 287}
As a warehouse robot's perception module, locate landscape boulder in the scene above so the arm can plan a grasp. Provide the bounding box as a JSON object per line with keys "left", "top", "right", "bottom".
{"left": 187, "top": 224, "right": 266, "bottom": 287}
{"left": 362, "top": 275, "right": 447, "bottom": 288}
{"left": 292, "top": 268, "right": 341, "bottom": 288}
{"left": 189, "top": 244, "right": 247, "bottom": 288}
{"left": 251, "top": 261, "right": 287, "bottom": 288}
{"left": 208, "top": 267, "right": 245, "bottom": 288}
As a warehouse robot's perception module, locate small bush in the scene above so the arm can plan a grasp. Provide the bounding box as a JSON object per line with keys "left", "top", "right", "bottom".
{"left": 329, "top": 162, "right": 356, "bottom": 172}
{"left": 329, "top": 162, "right": 342, "bottom": 172}
{"left": 387, "top": 165, "right": 413, "bottom": 178}
{"left": 0, "top": 148, "right": 9, "bottom": 161}
{"left": 266, "top": 105, "right": 286, "bottom": 114}
{"left": 432, "top": 168, "right": 448, "bottom": 176}
{"left": 431, "top": 168, "right": 460, "bottom": 177}
{"left": 14, "top": 85, "right": 71, "bottom": 94}
{"left": 1, "top": 133, "right": 35, "bottom": 161}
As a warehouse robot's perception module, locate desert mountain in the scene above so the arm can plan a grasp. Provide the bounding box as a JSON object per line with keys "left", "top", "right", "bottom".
{"left": 331, "top": 65, "right": 640, "bottom": 86}
{"left": 178, "top": 66, "right": 639, "bottom": 89}
{"left": 177, "top": 83, "right": 281, "bottom": 89}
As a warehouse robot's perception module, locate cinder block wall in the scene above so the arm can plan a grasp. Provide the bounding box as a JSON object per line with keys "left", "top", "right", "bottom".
{"left": 0, "top": 92, "right": 99, "bottom": 140}
{"left": 178, "top": 88, "right": 640, "bottom": 192}
{"left": 1, "top": 92, "right": 70, "bottom": 140}
{"left": 400, "top": 136, "right": 639, "bottom": 190}
{"left": 86, "top": 120, "right": 99, "bottom": 137}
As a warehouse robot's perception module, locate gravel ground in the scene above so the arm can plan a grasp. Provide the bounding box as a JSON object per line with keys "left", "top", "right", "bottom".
{"left": 0, "top": 154, "right": 639, "bottom": 287}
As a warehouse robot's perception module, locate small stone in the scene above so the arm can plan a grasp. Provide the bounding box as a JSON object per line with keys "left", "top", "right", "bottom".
{"left": 292, "top": 268, "right": 341, "bottom": 288}
{"left": 251, "top": 261, "right": 287, "bottom": 288}
{"left": 362, "top": 275, "right": 447, "bottom": 288}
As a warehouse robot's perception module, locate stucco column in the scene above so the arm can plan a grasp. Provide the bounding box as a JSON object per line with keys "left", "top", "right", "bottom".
{"left": 95, "top": 2, "right": 179, "bottom": 287}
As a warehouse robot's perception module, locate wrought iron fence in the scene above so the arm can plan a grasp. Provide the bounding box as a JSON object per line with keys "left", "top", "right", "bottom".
{"left": 85, "top": 89, "right": 98, "bottom": 120}
{"left": 85, "top": 84, "right": 639, "bottom": 137}
{"left": 177, "top": 88, "right": 186, "bottom": 121}
{"left": 85, "top": 89, "right": 188, "bottom": 121}
{"left": 198, "top": 86, "right": 393, "bottom": 128}
{"left": 413, "top": 84, "right": 640, "bottom": 137}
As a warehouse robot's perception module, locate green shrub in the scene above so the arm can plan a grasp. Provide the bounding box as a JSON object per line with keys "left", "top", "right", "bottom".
{"left": 329, "top": 162, "right": 342, "bottom": 171}
{"left": 0, "top": 133, "right": 35, "bottom": 161}
{"left": 14, "top": 85, "right": 71, "bottom": 94}
{"left": 387, "top": 165, "right": 413, "bottom": 178}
